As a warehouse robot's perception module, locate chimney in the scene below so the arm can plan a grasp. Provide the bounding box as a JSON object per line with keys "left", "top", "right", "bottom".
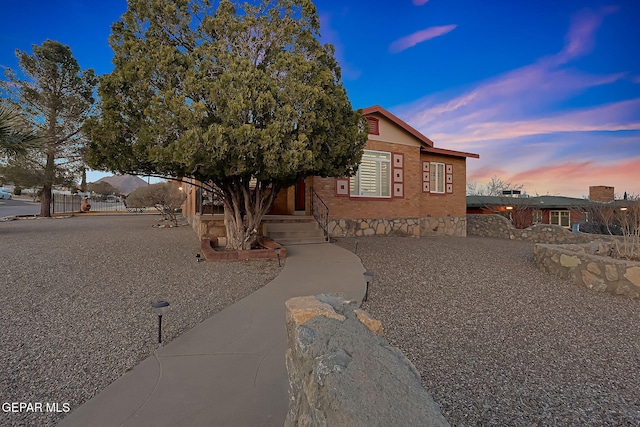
{"left": 589, "top": 186, "right": 615, "bottom": 202}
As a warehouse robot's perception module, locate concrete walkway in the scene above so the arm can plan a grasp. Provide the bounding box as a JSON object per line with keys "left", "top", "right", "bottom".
{"left": 59, "top": 243, "right": 366, "bottom": 427}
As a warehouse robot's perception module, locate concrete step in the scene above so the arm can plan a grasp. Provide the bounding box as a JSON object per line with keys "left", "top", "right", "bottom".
{"left": 275, "top": 237, "right": 328, "bottom": 245}
{"left": 264, "top": 222, "right": 320, "bottom": 232}
{"left": 268, "top": 229, "right": 325, "bottom": 238}
{"left": 263, "top": 217, "right": 327, "bottom": 245}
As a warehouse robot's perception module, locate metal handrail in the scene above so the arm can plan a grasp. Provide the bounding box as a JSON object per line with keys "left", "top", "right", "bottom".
{"left": 310, "top": 186, "right": 329, "bottom": 241}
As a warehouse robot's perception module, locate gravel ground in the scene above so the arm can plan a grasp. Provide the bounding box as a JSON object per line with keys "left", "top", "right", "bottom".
{"left": 0, "top": 215, "right": 280, "bottom": 427}
{"left": 335, "top": 236, "right": 640, "bottom": 427}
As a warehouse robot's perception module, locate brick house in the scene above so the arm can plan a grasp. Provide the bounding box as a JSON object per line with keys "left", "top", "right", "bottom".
{"left": 466, "top": 186, "right": 625, "bottom": 230}
{"left": 183, "top": 105, "right": 479, "bottom": 241}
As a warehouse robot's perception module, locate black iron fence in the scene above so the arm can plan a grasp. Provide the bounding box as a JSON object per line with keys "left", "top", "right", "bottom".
{"left": 50, "top": 194, "right": 131, "bottom": 214}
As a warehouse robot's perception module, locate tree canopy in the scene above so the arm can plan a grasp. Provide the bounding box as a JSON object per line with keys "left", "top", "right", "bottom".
{"left": 86, "top": 0, "right": 367, "bottom": 249}
{"left": 1, "top": 40, "right": 97, "bottom": 216}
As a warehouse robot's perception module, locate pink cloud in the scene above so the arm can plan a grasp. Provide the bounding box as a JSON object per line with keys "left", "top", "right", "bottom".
{"left": 556, "top": 6, "right": 618, "bottom": 64}
{"left": 412, "top": 0, "right": 429, "bottom": 5}
{"left": 503, "top": 159, "right": 640, "bottom": 197}
{"left": 393, "top": 6, "right": 640, "bottom": 197}
{"left": 468, "top": 157, "right": 640, "bottom": 198}
{"left": 389, "top": 25, "right": 457, "bottom": 53}
{"left": 394, "top": 7, "right": 628, "bottom": 152}
{"left": 431, "top": 97, "right": 640, "bottom": 145}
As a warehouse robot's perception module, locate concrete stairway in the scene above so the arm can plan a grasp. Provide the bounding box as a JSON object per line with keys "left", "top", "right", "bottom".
{"left": 263, "top": 216, "right": 327, "bottom": 245}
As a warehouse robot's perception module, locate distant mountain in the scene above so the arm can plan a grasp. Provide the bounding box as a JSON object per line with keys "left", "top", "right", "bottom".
{"left": 97, "top": 175, "right": 148, "bottom": 195}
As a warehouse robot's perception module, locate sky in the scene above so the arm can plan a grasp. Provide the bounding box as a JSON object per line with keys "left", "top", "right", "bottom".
{"left": 1, "top": 0, "right": 639, "bottom": 198}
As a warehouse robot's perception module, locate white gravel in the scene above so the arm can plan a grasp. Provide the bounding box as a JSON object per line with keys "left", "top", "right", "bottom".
{"left": 335, "top": 236, "right": 640, "bottom": 427}
{"left": 0, "top": 215, "right": 280, "bottom": 427}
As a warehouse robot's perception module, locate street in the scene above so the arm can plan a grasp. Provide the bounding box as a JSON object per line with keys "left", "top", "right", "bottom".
{"left": 0, "top": 198, "right": 40, "bottom": 218}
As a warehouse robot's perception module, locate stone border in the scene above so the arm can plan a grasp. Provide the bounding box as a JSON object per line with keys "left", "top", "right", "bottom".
{"left": 467, "top": 214, "right": 603, "bottom": 244}
{"left": 200, "top": 236, "right": 287, "bottom": 261}
{"left": 534, "top": 241, "right": 640, "bottom": 299}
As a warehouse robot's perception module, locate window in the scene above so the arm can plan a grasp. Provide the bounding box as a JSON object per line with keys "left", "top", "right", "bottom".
{"left": 430, "top": 162, "right": 445, "bottom": 193}
{"left": 533, "top": 209, "right": 543, "bottom": 224}
{"left": 350, "top": 150, "right": 391, "bottom": 198}
{"left": 550, "top": 210, "right": 570, "bottom": 227}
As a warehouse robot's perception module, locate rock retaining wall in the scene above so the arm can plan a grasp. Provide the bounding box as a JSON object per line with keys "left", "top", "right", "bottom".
{"left": 534, "top": 242, "right": 640, "bottom": 299}
{"left": 467, "top": 214, "right": 598, "bottom": 244}
{"left": 285, "top": 295, "right": 449, "bottom": 427}
{"left": 328, "top": 216, "right": 467, "bottom": 238}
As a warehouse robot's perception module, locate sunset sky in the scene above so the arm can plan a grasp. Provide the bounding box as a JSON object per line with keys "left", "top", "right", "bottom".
{"left": 1, "top": 0, "right": 638, "bottom": 198}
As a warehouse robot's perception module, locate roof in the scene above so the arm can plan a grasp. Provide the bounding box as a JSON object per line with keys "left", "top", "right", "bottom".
{"left": 361, "top": 105, "right": 480, "bottom": 159}
{"left": 466, "top": 195, "right": 632, "bottom": 209}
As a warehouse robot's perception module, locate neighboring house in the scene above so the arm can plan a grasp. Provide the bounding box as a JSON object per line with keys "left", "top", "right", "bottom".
{"left": 467, "top": 186, "right": 631, "bottom": 230}
{"left": 467, "top": 195, "right": 590, "bottom": 229}
{"left": 183, "top": 105, "right": 479, "bottom": 240}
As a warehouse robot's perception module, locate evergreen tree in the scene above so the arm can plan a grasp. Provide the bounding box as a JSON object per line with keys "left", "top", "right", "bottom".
{"left": 1, "top": 40, "right": 97, "bottom": 216}
{"left": 86, "top": 0, "right": 367, "bottom": 249}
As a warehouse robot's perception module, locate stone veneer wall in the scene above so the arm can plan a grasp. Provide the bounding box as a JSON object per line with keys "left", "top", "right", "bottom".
{"left": 467, "top": 214, "right": 598, "bottom": 244}
{"left": 534, "top": 241, "right": 640, "bottom": 299}
{"left": 328, "top": 216, "right": 467, "bottom": 238}
{"left": 285, "top": 295, "right": 450, "bottom": 427}
{"left": 185, "top": 214, "right": 226, "bottom": 240}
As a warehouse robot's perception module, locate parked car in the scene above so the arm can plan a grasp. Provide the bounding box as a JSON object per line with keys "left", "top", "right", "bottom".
{"left": 0, "top": 189, "right": 13, "bottom": 200}
{"left": 573, "top": 221, "right": 623, "bottom": 236}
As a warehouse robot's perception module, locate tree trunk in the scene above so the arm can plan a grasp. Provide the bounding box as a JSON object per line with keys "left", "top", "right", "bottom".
{"left": 40, "top": 149, "right": 55, "bottom": 217}
{"left": 40, "top": 184, "right": 52, "bottom": 217}
{"left": 81, "top": 167, "right": 87, "bottom": 192}
{"left": 221, "top": 180, "right": 280, "bottom": 251}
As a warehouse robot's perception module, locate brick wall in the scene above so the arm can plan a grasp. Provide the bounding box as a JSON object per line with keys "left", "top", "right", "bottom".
{"left": 311, "top": 141, "right": 467, "bottom": 221}
{"left": 419, "top": 154, "right": 467, "bottom": 218}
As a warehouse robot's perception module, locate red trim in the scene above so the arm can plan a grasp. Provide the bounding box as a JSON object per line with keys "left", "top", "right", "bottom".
{"left": 422, "top": 146, "right": 480, "bottom": 159}
{"left": 362, "top": 105, "right": 435, "bottom": 147}
{"left": 362, "top": 105, "right": 479, "bottom": 159}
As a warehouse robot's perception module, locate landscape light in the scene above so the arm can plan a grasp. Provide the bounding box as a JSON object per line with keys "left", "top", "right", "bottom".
{"left": 363, "top": 271, "right": 374, "bottom": 302}
{"left": 620, "top": 207, "right": 628, "bottom": 211}
{"left": 505, "top": 206, "right": 514, "bottom": 210}
{"left": 275, "top": 247, "right": 282, "bottom": 267}
{"left": 196, "top": 253, "right": 202, "bottom": 262}
{"left": 152, "top": 300, "right": 170, "bottom": 344}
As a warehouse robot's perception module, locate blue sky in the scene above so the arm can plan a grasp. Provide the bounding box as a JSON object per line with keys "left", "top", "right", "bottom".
{"left": 2, "top": 0, "right": 639, "bottom": 197}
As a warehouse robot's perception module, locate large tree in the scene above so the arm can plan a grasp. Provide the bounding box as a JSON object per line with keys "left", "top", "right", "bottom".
{"left": 1, "top": 40, "right": 97, "bottom": 216}
{"left": 86, "top": 0, "right": 367, "bottom": 250}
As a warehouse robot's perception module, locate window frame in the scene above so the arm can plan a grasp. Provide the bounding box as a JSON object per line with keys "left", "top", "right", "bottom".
{"left": 550, "top": 210, "right": 570, "bottom": 227}
{"left": 533, "top": 209, "right": 543, "bottom": 224}
{"left": 350, "top": 149, "right": 392, "bottom": 199}
{"left": 430, "top": 162, "right": 445, "bottom": 194}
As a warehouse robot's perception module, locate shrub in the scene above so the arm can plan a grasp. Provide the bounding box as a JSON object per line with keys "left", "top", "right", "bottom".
{"left": 126, "top": 183, "right": 185, "bottom": 225}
